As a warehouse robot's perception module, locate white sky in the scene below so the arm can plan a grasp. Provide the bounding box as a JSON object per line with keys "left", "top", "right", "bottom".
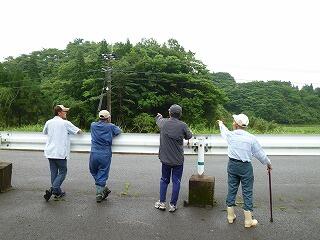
{"left": 1, "top": 0, "right": 319, "bottom": 88}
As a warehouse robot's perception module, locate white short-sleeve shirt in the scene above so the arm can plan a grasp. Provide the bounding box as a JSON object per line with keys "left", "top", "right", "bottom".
{"left": 43, "top": 116, "right": 80, "bottom": 160}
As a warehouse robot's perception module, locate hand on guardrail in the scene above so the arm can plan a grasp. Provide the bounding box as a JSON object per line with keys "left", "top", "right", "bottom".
{"left": 216, "top": 120, "right": 223, "bottom": 125}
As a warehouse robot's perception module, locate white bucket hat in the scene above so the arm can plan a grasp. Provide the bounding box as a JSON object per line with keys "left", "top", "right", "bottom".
{"left": 232, "top": 113, "right": 249, "bottom": 127}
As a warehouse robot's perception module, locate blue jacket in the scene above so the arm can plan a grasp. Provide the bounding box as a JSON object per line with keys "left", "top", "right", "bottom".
{"left": 90, "top": 120, "right": 121, "bottom": 154}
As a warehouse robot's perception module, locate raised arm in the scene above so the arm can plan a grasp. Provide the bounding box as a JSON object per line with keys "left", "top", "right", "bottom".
{"left": 217, "top": 120, "right": 231, "bottom": 140}
{"left": 155, "top": 113, "right": 165, "bottom": 128}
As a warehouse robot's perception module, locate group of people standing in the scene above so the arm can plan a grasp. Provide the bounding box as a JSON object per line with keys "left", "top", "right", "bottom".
{"left": 42, "top": 104, "right": 272, "bottom": 228}
{"left": 43, "top": 105, "right": 120, "bottom": 203}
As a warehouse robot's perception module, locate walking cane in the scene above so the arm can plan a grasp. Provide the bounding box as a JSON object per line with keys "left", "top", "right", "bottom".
{"left": 268, "top": 168, "right": 274, "bottom": 222}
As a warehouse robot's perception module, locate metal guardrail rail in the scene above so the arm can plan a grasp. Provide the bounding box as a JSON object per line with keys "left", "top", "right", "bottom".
{"left": 0, "top": 132, "right": 319, "bottom": 155}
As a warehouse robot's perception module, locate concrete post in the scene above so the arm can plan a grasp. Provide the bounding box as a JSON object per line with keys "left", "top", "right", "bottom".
{"left": 0, "top": 162, "right": 12, "bottom": 192}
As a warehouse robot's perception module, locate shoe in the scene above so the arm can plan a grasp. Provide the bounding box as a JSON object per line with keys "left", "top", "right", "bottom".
{"left": 227, "top": 207, "right": 236, "bottom": 223}
{"left": 43, "top": 188, "right": 52, "bottom": 202}
{"left": 102, "top": 187, "right": 111, "bottom": 200}
{"left": 96, "top": 194, "right": 103, "bottom": 203}
{"left": 154, "top": 200, "right": 166, "bottom": 211}
{"left": 53, "top": 192, "right": 66, "bottom": 201}
{"left": 244, "top": 210, "right": 258, "bottom": 228}
{"left": 168, "top": 203, "right": 177, "bottom": 212}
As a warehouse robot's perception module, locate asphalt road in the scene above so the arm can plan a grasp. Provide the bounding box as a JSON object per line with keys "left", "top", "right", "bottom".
{"left": 0, "top": 150, "right": 319, "bottom": 240}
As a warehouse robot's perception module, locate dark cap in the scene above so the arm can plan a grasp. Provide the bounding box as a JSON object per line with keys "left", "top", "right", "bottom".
{"left": 169, "top": 104, "right": 182, "bottom": 118}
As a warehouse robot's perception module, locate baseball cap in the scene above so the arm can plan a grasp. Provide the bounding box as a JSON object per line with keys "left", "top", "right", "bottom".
{"left": 169, "top": 104, "right": 182, "bottom": 115}
{"left": 99, "top": 110, "right": 111, "bottom": 119}
{"left": 232, "top": 113, "right": 249, "bottom": 127}
{"left": 56, "top": 105, "right": 70, "bottom": 112}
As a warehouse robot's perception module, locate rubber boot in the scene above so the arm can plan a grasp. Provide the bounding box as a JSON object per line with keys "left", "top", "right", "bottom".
{"left": 96, "top": 185, "right": 104, "bottom": 203}
{"left": 227, "top": 207, "right": 236, "bottom": 223}
{"left": 102, "top": 186, "right": 111, "bottom": 200}
{"left": 244, "top": 210, "right": 258, "bottom": 228}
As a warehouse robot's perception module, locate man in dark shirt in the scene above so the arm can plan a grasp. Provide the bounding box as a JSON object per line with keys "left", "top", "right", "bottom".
{"left": 89, "top": 110, "right": 121, "bottom": 202}
{"left": 154, "top": 104, "right": 192, "bottom": 212}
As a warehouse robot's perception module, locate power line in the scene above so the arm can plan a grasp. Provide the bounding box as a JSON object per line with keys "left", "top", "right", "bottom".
{"left": 0, "top": 69, "right": 103, "bottom": 86}
{"left": 0, "top": 76, "right": 212, "bottom": 92}
{"left": 1, "top": 77, "right": 105, "bottom": 90}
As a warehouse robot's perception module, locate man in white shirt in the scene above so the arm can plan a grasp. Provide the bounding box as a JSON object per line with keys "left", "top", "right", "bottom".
{"left": 217, "top": 113, "right": 272, "bottom": 228}
{"left": 43, "top": 105, "right": 82, "bottom": 201}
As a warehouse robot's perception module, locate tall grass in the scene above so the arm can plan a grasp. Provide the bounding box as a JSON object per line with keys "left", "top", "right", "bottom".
{"left": 270, "top": 125, "right": 320, "bottom": 134}
{"left": 1, "top": 123, "right": 320, "bottom": 134}
{"left": 1, "top": 124, "right": 43, "bottom": 132}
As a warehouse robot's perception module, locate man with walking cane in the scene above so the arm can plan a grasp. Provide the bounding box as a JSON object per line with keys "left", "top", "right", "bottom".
{"left": 217, "top": 114, "right": 272, "bottom": 228}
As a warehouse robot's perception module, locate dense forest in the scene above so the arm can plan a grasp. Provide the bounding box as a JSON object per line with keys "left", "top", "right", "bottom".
{"left": 0, "top": 39, "right": 319, "bottom": 132}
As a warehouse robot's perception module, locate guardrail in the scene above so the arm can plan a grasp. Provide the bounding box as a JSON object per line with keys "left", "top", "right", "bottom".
{"left": 1, "top": 132, "right": 319, "bottom": 155}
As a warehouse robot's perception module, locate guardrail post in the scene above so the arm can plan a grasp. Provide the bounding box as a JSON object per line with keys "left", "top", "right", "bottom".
{"left": 185, "top": 136, "right": 215, "bottom": 208}
{"left": 197, "top": 137, "right": 205, "bottom": 175}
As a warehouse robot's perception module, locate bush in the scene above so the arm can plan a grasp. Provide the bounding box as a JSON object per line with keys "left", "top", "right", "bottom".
{"left": 132, "top": 113, "right": 157, "bottom": 133}
{"left": 249, "top": 116, "right": 278, "bottom": 133}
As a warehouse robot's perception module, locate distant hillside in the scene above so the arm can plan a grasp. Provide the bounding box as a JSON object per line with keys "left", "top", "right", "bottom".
{"left": 211, "top": 72, "right": 320, "bottom": 124}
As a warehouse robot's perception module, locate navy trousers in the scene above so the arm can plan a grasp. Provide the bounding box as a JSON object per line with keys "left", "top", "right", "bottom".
{"left": 159, "top": 163, "right": 184, "bottom": 206}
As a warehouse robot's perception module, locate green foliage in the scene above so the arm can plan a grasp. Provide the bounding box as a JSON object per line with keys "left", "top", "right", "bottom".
{"left": 1, "top": 38, "right": 319, "bottom": 133}
{"left": 270, "top": 124, "right": 320, "bottom": 134}
{"left": 212, "top": 76, "right": 320, "bottom": 125}
{"left": 189, "top": 124, "right": 219, "bottom": 134}
{"left": 249, "top": 116, "right": 278, "bottom": 133}
{"left": 1, "top": 124, "right": 43, "bottom": 132}
{"left": 132, "top": 113, "right": 157, "bottom": 133}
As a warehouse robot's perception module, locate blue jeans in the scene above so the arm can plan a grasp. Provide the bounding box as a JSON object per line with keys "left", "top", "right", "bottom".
{"left": 89, "top": 152, "right": 112, "bottom": 187}
{"left": 48, "top": 158, "right": 67, "bottom": 195}
{"left": 159, "top": 163, "right": 184, "bottom": 206}
{"left": 226, "top": 158, "right": 254, "bottom": 211}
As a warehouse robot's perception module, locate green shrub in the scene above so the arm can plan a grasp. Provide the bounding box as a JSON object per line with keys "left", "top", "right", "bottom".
{"left": 249, "top": 116, "right": 278, "bottom": 133}
{"left": 132, "top": 113, "right": 157, "bottom": 133}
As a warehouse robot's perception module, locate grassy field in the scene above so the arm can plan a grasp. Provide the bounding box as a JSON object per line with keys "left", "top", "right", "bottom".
{"left": 1, "top": 124, "right": 320, "bottom": 134}
{"left": 269, "top": 124, "right": 320, "bottom": 134}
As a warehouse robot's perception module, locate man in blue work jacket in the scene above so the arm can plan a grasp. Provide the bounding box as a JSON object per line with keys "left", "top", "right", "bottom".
{"left": 89, "top": 110, "right": 121, "bottom": 202}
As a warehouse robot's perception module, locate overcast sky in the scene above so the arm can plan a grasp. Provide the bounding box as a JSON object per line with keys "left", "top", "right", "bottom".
{"left": 1, "top": 0, "right": 319, "bottom": 88}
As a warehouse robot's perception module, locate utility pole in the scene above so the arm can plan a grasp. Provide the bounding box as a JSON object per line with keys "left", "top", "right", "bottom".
{"left": 99, "top": 53, "right": 115, "bottom": 114}
{"left": 106, "top": 67, "right": 112, "bottom": 114}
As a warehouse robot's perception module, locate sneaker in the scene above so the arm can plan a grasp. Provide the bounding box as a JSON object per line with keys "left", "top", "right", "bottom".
{"left": 155, "top": 200, "right": 166, "bottom": 211}
{"left": 96, "top": 194, "right": 103, "bottom": 203}
{"left": 43, "top": 188, "right": 52, "bottom": 202}
{"left": 168, "top": 203, "right": 177, "bottom": 212}
{"left": 102, "top": 187, "right": 111, "bottom": 200}
{"left": 53, "top": 192, "right": 66, "bottom": 201}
